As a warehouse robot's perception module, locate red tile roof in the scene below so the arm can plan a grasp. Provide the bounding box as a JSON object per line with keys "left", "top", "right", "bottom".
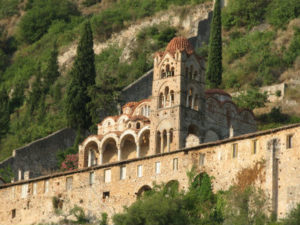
{"left": 165, "top": 37, "right": 194, "bottom": 56}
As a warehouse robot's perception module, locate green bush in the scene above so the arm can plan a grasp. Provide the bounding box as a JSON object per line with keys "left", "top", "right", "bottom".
{"left": 232, "top": 88, "right": 268, "bottom": 110}
{"left": 222, "top": 0, "right": 271, "bottom": 30}
{"left": 257, "top": 107, "right": 300, "bottom": 130}
{"left": 266, "top": 0, "right": 300, "bottom": 28}
{"left": 18, "top": 0, "right": 80, "bottom": 44}
{"left": 283, "top": 28, "right": 300, "bottom": 66}
{"left": 0, "top": 0, "right": 20, "bottom": 19}
{"left": 0, "top": 165, "right": 14, "bottom": 183}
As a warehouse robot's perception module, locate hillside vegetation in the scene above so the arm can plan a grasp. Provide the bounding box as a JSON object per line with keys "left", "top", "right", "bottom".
{"left": 0, "top": 0, "right": 299, "bottom": 161}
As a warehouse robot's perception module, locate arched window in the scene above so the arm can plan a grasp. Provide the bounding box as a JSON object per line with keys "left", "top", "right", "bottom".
{"left": 170, "top": 129, "right": 174, "bottom": 143}
{"left": 188, "top": 88, "right": 193, "bottom": 108}
{"left": 140, "top": 107, "right": 144, "bottom": 116}
{"left": 171, "top": 67, "right": 175, "bottom": 76}
{"left": 194, "top": 95, "right": 199, "bottom": 110}
{"left": 146, "top": 105, "right": 150, "bottom": 117}
{"left": 128, "top": 123, "right": 131, "bottom": 128}
{"left": 165, "top": 87, "right": 169, "bottom": 107}
{"left": 170, "top": 90, "right": 175, "bottom": 106}
{"left": 159, "top": 93, "right": 164, "bottom": 108}
{"left": 166, "top": 64, "right": 170, "bottom": 76}
{"left": 161, "top": 69, "right": 165, "bottom": 78}
{"left": 136, "top": 122, "right": 141, "bottom": 129}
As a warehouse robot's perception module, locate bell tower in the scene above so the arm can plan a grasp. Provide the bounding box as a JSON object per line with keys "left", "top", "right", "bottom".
{"left": 149, "top": 37, "right": 205, "bottom": 154}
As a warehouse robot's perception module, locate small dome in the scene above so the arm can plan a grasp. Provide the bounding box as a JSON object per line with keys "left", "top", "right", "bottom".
{"left": 165, "top": 37, "right": 194, "bottom": 55}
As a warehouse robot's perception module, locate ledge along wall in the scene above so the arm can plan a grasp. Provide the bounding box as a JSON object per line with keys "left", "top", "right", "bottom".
{"left": 0, "top": 128, "right": 77, "bottom": 180}
{"left": 1, "top": 124, "right": 300, "bottom": 225}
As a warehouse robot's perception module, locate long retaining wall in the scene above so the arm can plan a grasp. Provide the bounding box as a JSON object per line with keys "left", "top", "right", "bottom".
{"left": 0, "top": 128, "right": 77, "bottom": 181}
{"left": 1, "top": 124, "right": 300, "bottom": 225}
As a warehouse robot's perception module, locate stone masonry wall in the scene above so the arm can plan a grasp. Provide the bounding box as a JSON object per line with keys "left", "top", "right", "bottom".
{"left": 1, "top": 124, "right": 300, "bottom": 224}
{"left": 120, "top": 70, "right": 153, "bottom": 104}
{"left": 0, "top": 128, "right": 77, "bottom": 181}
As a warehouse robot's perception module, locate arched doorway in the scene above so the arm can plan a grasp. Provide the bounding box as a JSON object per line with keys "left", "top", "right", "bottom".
{"left": 136, "top": 185, "right": 152, "bottom": 198}
{"left": 121, "top": 134, "right": 136, "bottom": 160}
{"left": 165, "top": 180, "right": 179, "bottom": 192}
{"left": 139, "top": 129, "right": 150, "bottom": 157}
{"left": 83, "top": 141, "right": 99, "bottom": 167}
{"left": 102, "top": 138, "right": 118, "bottom": 164}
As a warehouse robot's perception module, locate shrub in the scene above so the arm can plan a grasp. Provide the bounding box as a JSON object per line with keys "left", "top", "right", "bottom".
{"left": 222, "top": 0, "right": 271, "bottom": 30}
{"left": 61, "top": 154, "right": 78, "bottom": 171}
{"left": 281, "top": 204, "right": 300, "bottom": 225}
{"left": 257, "top": 107, "right": 300, "bottom": 130}
{"left": 266, "top": 0, "right": 300, "bottom": 28}
{"left": 18, "top": 0, "right": 80, "bottom": 43}
{"left": 69, "top": 205, "right": 89, "bottom": 224}
{"left": 0, "top": 0, "right": 20, "bottom": 19}
{"left": 232, "top": 88, "right": 268, "bottom": 110}
{"left": 283, "top": 28, "right": 300, "bottom": 66}
{"left": 0, "top": 165, "right": 14, "bottom": 183}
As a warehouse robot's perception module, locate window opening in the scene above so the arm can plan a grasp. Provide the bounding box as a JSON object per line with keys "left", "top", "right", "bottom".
{"left": 89, "top": 172, "right": 95, "bottom": 185}
{"left": 232, "top": 144, "right": 238, "bottom": 158}
{"left": 103, "top": 191, "right": 110, "bottom": 199}
{"left": 104, "top": 169, "right": 111, "bottom": 183}
{"left": 120, "top": 166, "right": 126, "bottom": 180}
{"left": 199, "top": 153, "right": 205, "bottom": 166}
{"left": 155, "top": 162, "right": 161, "bottom": 174}
{"left": 173, "top": 158, "right": 178, "bottom": 171}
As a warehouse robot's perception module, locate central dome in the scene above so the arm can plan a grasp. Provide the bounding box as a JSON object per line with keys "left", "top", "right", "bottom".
{"left": 165, "top": 37, "right": 194, "bottom": 55}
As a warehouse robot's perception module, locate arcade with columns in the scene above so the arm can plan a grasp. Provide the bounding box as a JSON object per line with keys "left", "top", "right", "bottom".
{"left": 78, "top": 37, "right": 256, "bottom": 169}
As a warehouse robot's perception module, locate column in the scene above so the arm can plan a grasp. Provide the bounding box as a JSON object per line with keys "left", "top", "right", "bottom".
{"left": 160, "top": 132, "right": 164, "bottom": 153}
{"left": 18, "top": 169, "right": 22, "bottom": 181}
{"left": 136, "top": 142, "right": 140, "bottom": 158}
{"left": 167, "top": 131, "right": 170, "bottom": 152}
{"left": 88, "top": 150, "right": 91, "bottom": 167}
{"left": 163, "top": 95, "right": 166, "bottom": 108}
{"left": 99, "top": 149, "right": 103, "bottom": 165}
{"left": 118, "top": 145, "right": 121, "bottom": 161}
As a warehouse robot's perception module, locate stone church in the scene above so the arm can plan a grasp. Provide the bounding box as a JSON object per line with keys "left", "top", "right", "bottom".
{"left": 78, "top": 37, "right": 256, "bottom": 168}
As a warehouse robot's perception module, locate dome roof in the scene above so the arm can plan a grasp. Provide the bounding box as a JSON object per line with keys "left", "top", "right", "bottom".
{"left": 165, "top": 37, "right": 194, "bottom": 55}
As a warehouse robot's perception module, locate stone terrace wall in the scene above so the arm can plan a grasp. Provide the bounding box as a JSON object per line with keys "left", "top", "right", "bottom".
{"left": 0, "top": 128, "right": 76, "bottom": 181}
{"left": 1, "top": 124, "right": 300, "bottom": 225}
{"left": 120, "top": 69, "right": 153, "bottom": 104}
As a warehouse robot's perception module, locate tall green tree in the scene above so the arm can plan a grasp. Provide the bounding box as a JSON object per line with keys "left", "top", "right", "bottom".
{"left": 0, "top": 88, "right": 10, "bottom": 139}
{"left": 44, "top": 42, "right": 60, "bottom": 90}
{"left": 206, "top": 0, "right": 222, "bottom": 88}
{"left": 65, "top": 21, "right": 96, "bottom": 131}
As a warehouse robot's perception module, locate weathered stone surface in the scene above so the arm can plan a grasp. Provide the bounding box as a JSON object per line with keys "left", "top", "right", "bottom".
{"left": 1, "top": 124, "right": 300, "bottom": 224}
{"left": 0, "top": 128, "right": 77, "bottom": 180}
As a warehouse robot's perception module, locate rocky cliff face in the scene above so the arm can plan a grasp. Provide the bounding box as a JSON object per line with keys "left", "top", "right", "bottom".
{"left": 58, "top": 2, "right": 214, "bottom": 71}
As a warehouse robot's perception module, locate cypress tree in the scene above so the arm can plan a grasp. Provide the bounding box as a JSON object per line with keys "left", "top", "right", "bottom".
{"left": 44, "top": 42, "right": 60, "bottom": 90}
{"left": 65, "top": 21, "right": 96, "bottom": 131}
{"left": 206, "top": 0, "right": 222, "bottom": 88}
{"left": 0, "top": 89, "right": 10, "bottom": 139}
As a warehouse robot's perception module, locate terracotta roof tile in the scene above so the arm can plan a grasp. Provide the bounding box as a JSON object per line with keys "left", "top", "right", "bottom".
{"left": 165, "top": 37, "right": 194, "bottom": 56}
